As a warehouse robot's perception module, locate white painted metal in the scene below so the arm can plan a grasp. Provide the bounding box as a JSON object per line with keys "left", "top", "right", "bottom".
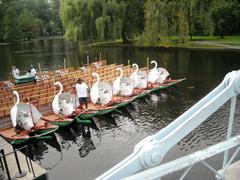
{"left": 123, "top": 135, "right": 240, "bottom": 180}
{"left": 223, "top": 96, "right": 236, "bottom": 168}
{"left": 96, "top": 70, "right": 240, "bottom": 180}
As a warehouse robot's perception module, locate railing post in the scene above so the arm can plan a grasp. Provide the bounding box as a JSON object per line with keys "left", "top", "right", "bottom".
{"left": 223, "top": 96, "right": 237, "bottom": 168}
{"left": 64, "top": 58, "right": 66, "bottom": 70}
{"left": 25, "top": 150, "right": 31, "bottom": 172}
{"left": 0, "top": 149, "right": 12, "bottom": 180}
{"left": 0, "top": 155, "right": 4, "bottom": 171}
{"left": 12, "top": 145, "right": 27, "bottom": 178}
{"left": 87, "top": 56, "right": 90, "bottom": 67}
{"left": 27, "top": 145, "right": 36, "bottom": 178}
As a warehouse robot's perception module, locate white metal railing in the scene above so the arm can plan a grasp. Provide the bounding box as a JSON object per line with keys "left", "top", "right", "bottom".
{"left": 96, "top": 70, "right": 240, "bottom": 180}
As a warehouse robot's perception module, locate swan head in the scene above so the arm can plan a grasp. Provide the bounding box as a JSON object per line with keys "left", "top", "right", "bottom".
{"left": 132, "top": 63, "right": 138, "bottom": 69}
{"left": 151, "top": 60, "right": 157, "bottom": 69}
{"left": 13, "top": 90, "right": 20, "bottom": 104}
{"left": 92, "top": 73, "right": 100, "bottom": 82}
{"left": 116, "top": 68, "right": 123, "bottom": 77}
{"left": 13, "top": 90, "right": 18, "bottom": 96}
{"left": 55, "top": 81, "right": 62, "bottom": 87}
{"left": 54, "top": 81, "right": 63, "bottom": 95}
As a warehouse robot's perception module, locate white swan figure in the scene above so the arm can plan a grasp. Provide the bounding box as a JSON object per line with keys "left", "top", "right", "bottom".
{"left": 113, "top": 68, "right": 123, "bottom": 95}
{"left": 130, "top": 63, "right": 147, "bottom": 89}
{"left": 148, "top": 60, "right": 170, "bottom": 84}
{"left": 52, "top": 82, "right": 77, "bottom": 116}
{"left": 90, "top": 73, "right": 112, "bottom": 105}
{"left": 130, "top": 63, "right": 139, "bottom": 88}
{"left": 11, "top": 91, "right": 42, "bottom": 130}
{"left": 90, "top": 73, "right": 100, "bottom": 104}
{"left": 120, "top": 77, "right": 134, "bottom": 96}
{"left": 148, "top": 60, "right": 159, "bottom": 83}
{"left": 52, "top": 82, "right": 62, "bottom": 114}
{"left": 10, "top": 91, "right": 19, "bottom": 128}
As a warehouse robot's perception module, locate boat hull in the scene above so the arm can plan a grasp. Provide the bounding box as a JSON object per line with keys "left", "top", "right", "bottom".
{"left": 15, "top": 75, "right": 36, "bottom": 85}
{"left": 41, "top": 113, "right": 74, "bottom": 127}
{"left": 0, "top": 119, "right": 58, "bottom": 145}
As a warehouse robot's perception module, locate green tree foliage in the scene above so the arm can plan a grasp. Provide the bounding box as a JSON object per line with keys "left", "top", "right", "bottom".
{"left": 142, "top": 0, "right": 217, "bottom": 44}
{"left": 19, "top": 10, "right": 40, "bottom": 40}
{"left": 212, "top": 0, "right": 240, "bottom": 38}
{"left": 121, "top": 0, "right": 145, "bottom": 42}
{"left": 143, "top": 0, "right": 170, "bottom": 45}
{"left": 60, "top": 0, "right": 126, "bottom": 41}
{"left": 1, "top": 0, "right": 240, "bottom": 43}
{"left": 3, "top": 4, "right": 20, "bottom": 42}
{"left": 0, "top": 0, "right": 62, "bottom": 42}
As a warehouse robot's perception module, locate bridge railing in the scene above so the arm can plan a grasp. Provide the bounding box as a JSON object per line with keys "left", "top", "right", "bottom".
{"left": 97, "top": 70, "right": 240, "bottom": 180}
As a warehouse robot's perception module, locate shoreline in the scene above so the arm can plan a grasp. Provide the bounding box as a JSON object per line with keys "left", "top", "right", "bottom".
{"left": 1, "top": 35, "right": 240, "bottom": 50}
{"left": 0, "top": 35, "right": 64, "bottom": 46}
{"left": 89, "top": 36, "right": 240, "bottom": 50}
{"left": 90, "top": 41, "right": 240, "bottom": 51}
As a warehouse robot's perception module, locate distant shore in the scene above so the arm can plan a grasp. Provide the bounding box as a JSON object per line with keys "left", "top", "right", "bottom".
{"left": 90, "top": 36, "right": 240, "bottom": 50}
{"left": 0, "top": 35, "right": 64, "bottom": 46}
{"left": 1, "top": 35, "right": 240, "bottom": 50}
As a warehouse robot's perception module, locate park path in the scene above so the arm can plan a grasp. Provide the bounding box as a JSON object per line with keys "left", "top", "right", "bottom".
{"left": 192, "top": 41, "right": 240, "bottom": 49}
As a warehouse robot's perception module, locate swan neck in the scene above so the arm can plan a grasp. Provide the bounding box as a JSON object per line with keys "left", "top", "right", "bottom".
{"left": 154, "top": 61, "right": 157, "bottom": 69}
{"left": 132, "top": 64, "right": 139, "bottom": 73}
{"left": 96, "top": 74, "right": 100, "bottom": 83}
{"left": 15, "top": 92, "right": 20, "bottom": 105}
{"left": 57, "top": 83, "right": 63, "bottom": 95}
{"left": 135, "top": 65, "right": 138, "bottom": 73}
{"left": 118, "top": 68, "right": 123, "bottom": 78}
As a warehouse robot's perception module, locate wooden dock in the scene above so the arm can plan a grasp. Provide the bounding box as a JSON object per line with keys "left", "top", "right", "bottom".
{"left": 0, "top": 137, "right": 47, "bottom": 180}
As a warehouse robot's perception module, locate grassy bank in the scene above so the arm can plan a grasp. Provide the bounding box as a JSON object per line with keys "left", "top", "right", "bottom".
{"left": 91, "top": 35, "right": 240, "bottom": 49}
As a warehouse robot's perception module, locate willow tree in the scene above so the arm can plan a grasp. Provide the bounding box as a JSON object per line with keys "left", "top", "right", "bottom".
{"left": 60, "top": 0, "right": 126, "bottom": 42}
{"left": 142, "top": 0, "right": 219, "bottom": 45}
{"left": 143, "top": 0, "right": 170, "bottom": 45}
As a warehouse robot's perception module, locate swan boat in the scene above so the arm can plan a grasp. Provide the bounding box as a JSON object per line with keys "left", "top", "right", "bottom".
{"left": 14, "top": 74, "right": 36, "bottom": 85}
{"left": 74, "top": 73, "right": 116, "bottom": 120}
{"left": 89, "top": 73, "right": 116, "bottom": 115}
{"left": 112, "top": 68, "right": 135, "bottom": 108}
{"left": 0, "top": 91, "right": 58, "bottom": 145}
{"left": 41, "top": 82, "right": 79, "bottom": 127}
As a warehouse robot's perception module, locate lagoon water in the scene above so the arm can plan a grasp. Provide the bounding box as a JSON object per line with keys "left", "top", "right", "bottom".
{"left": 1, "top": 39, "right": 240, "bottom": 179}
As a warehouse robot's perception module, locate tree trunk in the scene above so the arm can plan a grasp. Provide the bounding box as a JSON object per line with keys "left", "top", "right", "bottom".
{"left": 121, "top": 30, "right": 129, "bottom": 43}
{"left": 220, "top": 33, "right": 224, "bottom": 39}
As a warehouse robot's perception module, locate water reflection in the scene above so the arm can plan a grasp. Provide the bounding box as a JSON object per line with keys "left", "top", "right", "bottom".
{"left": 78, "top": 127, "right": 96, "bottom": 158}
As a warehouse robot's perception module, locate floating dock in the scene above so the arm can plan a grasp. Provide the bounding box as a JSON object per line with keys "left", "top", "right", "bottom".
{"left": 0, "top": 137, "right": 47, "bottom": 180}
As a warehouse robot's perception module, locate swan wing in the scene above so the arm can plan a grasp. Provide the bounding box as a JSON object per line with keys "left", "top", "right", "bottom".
{"left": 98, "top": 82, "right": 112, "bottom": 105}
{"left": 113, "top": 77, "right": 121, "bottom": 95}
{"left": 120, "top": 77, "right": 133, "bottom": 96}
{"left": 148, "top": 68, "right": 158, "bottom": 83}
{"left": 90, "top": 83, "right": 99, "bottom": 104}
{"left": 59, "top": 93, "right": 79, "bottom": 109}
